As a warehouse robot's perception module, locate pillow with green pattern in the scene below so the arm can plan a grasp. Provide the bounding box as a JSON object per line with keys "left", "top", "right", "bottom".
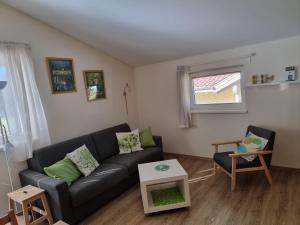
{"left": 66, "top": 145, "right": 99, "bottom": 176}
{"left": 44, "top": 157, "right": 81, "bottom": 186}
{"left": 116, "top": 129, "right": 143, "bottom": 154}
{"left": 236, "top": 132, "right": 268, "bottom": 161}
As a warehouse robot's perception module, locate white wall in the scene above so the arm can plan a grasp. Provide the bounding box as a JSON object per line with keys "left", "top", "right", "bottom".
{"left": 135, "top": 36, "right": 300, "bottom": 169}
{"left": 0, "top": 3, "right": 139, "bottom": 215}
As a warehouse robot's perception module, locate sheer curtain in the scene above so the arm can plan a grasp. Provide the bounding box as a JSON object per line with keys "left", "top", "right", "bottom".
{"left": 0, "top": 42, "right": 50, "bottom": 161}
{"left": 177, "top": 66, "right": 192, "bottom": 128}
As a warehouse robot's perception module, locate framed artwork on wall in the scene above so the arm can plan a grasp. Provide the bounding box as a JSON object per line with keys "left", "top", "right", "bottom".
{"left": 83, "top": 70, "right": 106, "bottom": 101}
{"left": 46, "top": 57, "right": 76, "bottom": 94}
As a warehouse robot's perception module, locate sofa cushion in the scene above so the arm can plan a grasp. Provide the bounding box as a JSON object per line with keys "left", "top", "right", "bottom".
{"left": 139, "top": 127, "right": 156, "bottom": 148}
{"left": 66, "top": 145, "right": 99, "bottom": 176}
{"left": 69, "top": 163, "right": 128, "bottom": 207}
{"left": 116, "top": 129, "right": 143, "bottom": 154}
{"left": 28, "top": 135, "right": 99, "bottom": 173}
{"left": 43, "top": 157, "right": 81, "bottom": 186}
{"left": 91, "top": 123, "right": 131, "bottom": 161}
{"left": 214, "top": 151, "right": 262, "bottom": 173}
{"left": 103, "top": 147, "right": 163, "bottom": 175}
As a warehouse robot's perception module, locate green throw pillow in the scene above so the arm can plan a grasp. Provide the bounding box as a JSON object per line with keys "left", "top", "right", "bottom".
{"left": 116, "top": 129, "right": 143, "bottom": 154}
{"left": 44, "top": 157, "right": 81, "bottom": 186}
{"left": 235, "top": 132, "right": 268, "bottom": 161}
{"left": 139, "top": 127, "right": 156, "bottom": 148}
{"left": 66, "top": 145, "right": 99, "bottom": 176}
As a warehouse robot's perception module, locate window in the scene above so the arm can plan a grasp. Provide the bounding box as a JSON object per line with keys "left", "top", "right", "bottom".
{"left": 0, "top": 64, "right": 8, "bottom": 146}
{"left": 190, "top": 66, "right": 246, "bottom": 113}
{"left": 0, "top": 43, "right": 51, "bottom": 160}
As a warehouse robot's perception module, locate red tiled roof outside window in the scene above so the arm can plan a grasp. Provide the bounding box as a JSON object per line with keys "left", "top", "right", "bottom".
{"left": 193, "top": 72, "right": 241, "bottom": 92}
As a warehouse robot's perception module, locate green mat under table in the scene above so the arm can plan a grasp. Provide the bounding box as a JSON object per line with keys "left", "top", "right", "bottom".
{"left": 151, "top": 187, "right": 185, "bottom": 207}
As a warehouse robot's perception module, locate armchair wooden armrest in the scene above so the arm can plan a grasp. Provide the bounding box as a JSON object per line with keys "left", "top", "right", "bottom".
{"left": 212, "top": 140, "right": 242, "bottom": 146}
{"left": 229, "top": 150, "right": 272, "bottom": 158}
{"left": 212, "top": 140, "right": 242, "bottom": 153}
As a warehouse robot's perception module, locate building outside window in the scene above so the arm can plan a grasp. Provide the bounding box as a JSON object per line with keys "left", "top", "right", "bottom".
{"left": 190, "top": 66, "right": 246, "bottom": 113}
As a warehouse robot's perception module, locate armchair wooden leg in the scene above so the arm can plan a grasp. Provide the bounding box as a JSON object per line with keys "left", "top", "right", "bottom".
{"left": 213, "top": 162, "right": 216, "bottom": 175}
{"left": 231, "top": 157, "right": 237, "bottom": 191}
{"left": 258, "top": 155, "right": 273, "bottom": 185}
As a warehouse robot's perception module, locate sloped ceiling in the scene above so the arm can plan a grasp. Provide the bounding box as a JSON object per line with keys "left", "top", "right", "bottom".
{"left": 2, "top": 0, "right": 300, "bottom": 66}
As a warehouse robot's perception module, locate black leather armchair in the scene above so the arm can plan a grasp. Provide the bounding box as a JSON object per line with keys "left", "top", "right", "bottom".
{"left": 213, "top": 125, "right": 276, "bottom": 191}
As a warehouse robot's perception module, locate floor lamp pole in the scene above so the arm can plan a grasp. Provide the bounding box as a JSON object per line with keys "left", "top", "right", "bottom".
{"left": 0, "top": 118, "right": 5, "bottom": 144}
{"left": 4, "top": 143, "right": 14, "bottom": 192}
{"left": 1, "top": 118, "right": 14, "bottom": 192}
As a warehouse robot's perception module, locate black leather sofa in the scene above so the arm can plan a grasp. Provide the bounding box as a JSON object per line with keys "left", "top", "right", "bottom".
{"left": 19, "top": 123, "right": 163, "bottom": 224}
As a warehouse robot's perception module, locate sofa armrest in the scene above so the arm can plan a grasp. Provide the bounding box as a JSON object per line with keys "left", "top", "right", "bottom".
{"left": 19, "top": 169, "right": 72, "bottom": 223}
{"left": 153, "top": 135, "right": 163, "bottom": 150}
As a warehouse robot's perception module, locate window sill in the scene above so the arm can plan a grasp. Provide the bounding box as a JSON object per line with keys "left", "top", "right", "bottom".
{"left": 191, "top": 109, "right": 248, "bottom": 114}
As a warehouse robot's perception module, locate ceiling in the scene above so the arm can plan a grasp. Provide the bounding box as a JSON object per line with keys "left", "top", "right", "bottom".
{"left": 2, "top": 0, "right": 300, "bottom": 66}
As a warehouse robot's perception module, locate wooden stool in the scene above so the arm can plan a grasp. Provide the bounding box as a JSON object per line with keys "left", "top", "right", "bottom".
{"left": 0, "top": 210, "right": 18, "bottom": 225}
{"left": 8, "top": 185, "right": 53, "bottom": 225}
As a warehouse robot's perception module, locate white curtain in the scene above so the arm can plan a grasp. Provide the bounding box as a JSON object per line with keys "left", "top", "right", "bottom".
{"left": 0, "top": 43, "right": 50, "bottom": 161}
{"left": 177, "top": 65, "right": 192, "bottom": 128}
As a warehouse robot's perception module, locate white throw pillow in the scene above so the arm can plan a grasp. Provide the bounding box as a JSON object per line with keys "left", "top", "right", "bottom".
{"left": 116, "top": 129, "right": 143, "bottom": 154}
{"left": 66, "top": 145, "right": 99, "bottom": 176}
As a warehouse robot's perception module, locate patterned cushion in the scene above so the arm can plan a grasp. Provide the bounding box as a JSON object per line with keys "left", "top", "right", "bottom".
{"left": 236, "top": 132, "right": 268, "bottom": 161}
{"left": 67, "top": 145, "right": 99, "bottom": 176}
{"left": 116, "top": 129, "right": 143, "bottom": 154}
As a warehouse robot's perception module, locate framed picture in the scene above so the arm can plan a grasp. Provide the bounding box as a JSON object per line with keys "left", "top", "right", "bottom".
{"left": 46, "top": 57, "right": 76, "bottom": 93}
{"left": 83, "top": 70, "right": 106, "bottom": 101}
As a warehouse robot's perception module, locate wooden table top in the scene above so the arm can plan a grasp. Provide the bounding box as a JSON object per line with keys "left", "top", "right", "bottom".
{"left": 7, "top": 185, "right": 44, "bottom": 203}
{"left": 138, "top": 159, "right": 187, "bottom": 183}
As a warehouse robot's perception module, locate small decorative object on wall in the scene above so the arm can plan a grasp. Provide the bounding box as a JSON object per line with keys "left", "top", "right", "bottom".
{"left": 123, "top": 83, "right": 131, "bottom": 115}
{"left": 83, "top": 70, "right": 106, "bottom": 101}
{"left": 46, "top": 57, "right": 76, "bottom": 93}
{"left": 285, "top": 66, "right": 297, "bottom": 81}
{"left": 252, "top": 75, "right": 259, "bottom": 84}
{"left": 251, "top": 74, "right": 274, "bottom": 84}
{"left": 260, "top": 74, "right": 265, "bottom": 84}
{"left": 265, "top": 74, "right": 275, "bottom": 83}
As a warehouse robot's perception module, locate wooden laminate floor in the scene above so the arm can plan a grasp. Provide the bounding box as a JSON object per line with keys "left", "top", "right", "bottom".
{"left": 80, "top": 154, "right": 300, "bottom": 225}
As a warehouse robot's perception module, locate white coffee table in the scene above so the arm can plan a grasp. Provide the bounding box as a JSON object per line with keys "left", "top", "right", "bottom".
{"left": 138, "top": 159, "right": 191, "bottom": 214}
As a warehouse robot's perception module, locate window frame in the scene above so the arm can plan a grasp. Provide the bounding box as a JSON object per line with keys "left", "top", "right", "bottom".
{"left": 189, "top": 65, "right": 247, "bottom": 114}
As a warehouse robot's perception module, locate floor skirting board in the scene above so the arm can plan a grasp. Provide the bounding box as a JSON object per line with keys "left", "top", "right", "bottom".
{"left": 163, "top": 152, "right": 300, "bottom": 172}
